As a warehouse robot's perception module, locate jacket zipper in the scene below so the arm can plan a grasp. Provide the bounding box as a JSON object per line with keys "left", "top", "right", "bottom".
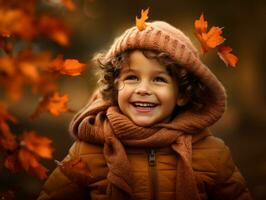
{"left": 148, "top": 149, "right": 157, "bottom": 200}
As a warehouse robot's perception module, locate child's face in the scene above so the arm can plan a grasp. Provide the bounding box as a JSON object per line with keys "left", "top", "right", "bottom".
{"left": 117, "top": 50, "right": 179, "bottom": 127}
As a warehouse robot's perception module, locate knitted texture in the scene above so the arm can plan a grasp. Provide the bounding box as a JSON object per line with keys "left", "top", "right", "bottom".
{"left": 104, "top": 21, "right": 227, "bottom": 129}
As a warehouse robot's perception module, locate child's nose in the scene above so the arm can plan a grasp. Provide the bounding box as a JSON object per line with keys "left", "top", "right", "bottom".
{"left": 135, "top": 81, "right": 152, "bottom": 95}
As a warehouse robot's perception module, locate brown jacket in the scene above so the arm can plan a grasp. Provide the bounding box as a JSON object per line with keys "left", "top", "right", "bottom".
{"left": 38, "top": 129, "right": 251, "bottom": 200}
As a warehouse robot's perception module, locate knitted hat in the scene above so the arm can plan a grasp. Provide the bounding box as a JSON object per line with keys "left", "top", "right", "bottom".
{"left": 103, "top": 21, "right": 227, "bottom": 131}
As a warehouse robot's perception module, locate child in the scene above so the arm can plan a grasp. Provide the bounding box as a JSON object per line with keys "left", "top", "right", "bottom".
{"left": 38, "top": 21, "right": 252, "bottom": 200}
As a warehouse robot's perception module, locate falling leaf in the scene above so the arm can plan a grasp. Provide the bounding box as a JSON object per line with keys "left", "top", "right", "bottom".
{"left": 60, "top": 59, "right": 86, "bottom": 76}
{"left": 136, "top": 8, "right": 149, "bottom": 31}
{"left": 20, "top": 131, "right": 53, "bottom": 159}
{"left": 194, "top": 14, "right": 207, "bottom": 34}
{"left": 194, "top": 13, "right": 225, "bottom": 53}
{"left": 31, "top": 92, "right": 70, "bottom": 118}
{"left": 50, "top": 56, "right": 87, "bottom": 76}
{"left": 58, "top": 158, "right": 93, "bottom": 185}
{"left": 218, "top": 46, "right": 239, "bottom": 67}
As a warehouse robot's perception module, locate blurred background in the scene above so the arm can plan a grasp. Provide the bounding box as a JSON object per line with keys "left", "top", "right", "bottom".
{"left": 0, "top": 0, "right": 265, "bottom": 199}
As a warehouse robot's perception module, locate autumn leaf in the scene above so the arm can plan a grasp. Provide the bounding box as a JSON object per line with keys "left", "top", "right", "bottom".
{"left": 4, "top": 154, "right": 21, "bottom": 174}
{"left": 51, "top": 55, "right": 87, "bottom": 76}
{"left": 218, "top": 46, "right": 239, "bottom": 67}
{"left": 194, "top": 13, "right": 207, "bottom": 34}
{"left": 20, "top": 131, "right": 53, "bottom": 159}
{"left": 136, "top": 8, "right": 149, "bottom": 31}
{"left": 31, "top": 92, "right": 70, "bottom": 118}
{"left": 0, "top": 9, "right": 36, "bottom": 40}
{"left": 0, "top": 102, "right": 17, "bottom": 151}
{"left": 38, "top": 15, "right": 70, "bottom": 46}
{"left": 0, "top": 121, "right": 17, "bottom": 151}
{"left": 61, "top": 0, "right": 76, "bottom": 11}
{"left": 194, "top": 13, "right": 225, "bottom": 53}
{"left": 57, "top": 158, "right": 93, "bottom": 185}
{"left": 18, "top": 148, "right": 48, "bottom": 180}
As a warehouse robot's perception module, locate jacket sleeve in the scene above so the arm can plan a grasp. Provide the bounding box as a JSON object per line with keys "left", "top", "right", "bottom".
{"left": 211, "top": 144, "right": 253, "bottom": 200}
{"left": 37, "top": 142, "right": 90, "bottom": 200}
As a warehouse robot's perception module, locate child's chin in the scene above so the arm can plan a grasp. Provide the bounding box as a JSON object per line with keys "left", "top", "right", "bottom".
{"left": 131, "top": 118, "right": 155, "bottom": 127}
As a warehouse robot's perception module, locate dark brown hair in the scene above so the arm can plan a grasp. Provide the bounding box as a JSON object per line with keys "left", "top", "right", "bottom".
{"left": 94, "top": 49, "right": 208, "bottom": 112}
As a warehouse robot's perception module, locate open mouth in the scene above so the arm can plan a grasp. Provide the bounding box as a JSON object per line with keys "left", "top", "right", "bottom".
{"left": 131, "top": 102, "right": 158, "bottom": 111}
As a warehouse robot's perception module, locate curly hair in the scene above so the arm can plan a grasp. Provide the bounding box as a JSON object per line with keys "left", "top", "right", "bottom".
{"left": 94, "top": 49, "right": 208, "bottom": 112}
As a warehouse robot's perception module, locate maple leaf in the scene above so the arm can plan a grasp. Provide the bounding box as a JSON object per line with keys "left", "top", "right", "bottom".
{"left": 51, "top": 55, "right": 87, "bottom": 76}
{"left": 57, "top": 158, "right": 93, "bottom": 185}
{"left": 136, "top": 8, "right": 149, "bottom": 31}
{"left": 20, "top": 131, "right": 53, "bottom": 159}
{"left": 218, "top": 46, "right": 239, "bottom": 67}
{"left": 31, "top": 92, "right": 70, "bottom": 118}
{"left": 18, "top": 148, "right": 48, "bottom": 180}
{"left": 194, "top": 13, "right": 225, "bottom": 53}
{"left": 194, "top": 13, "right": 207, "bottom": 34}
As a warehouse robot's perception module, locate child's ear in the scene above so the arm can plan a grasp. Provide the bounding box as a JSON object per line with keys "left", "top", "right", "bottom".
{"left": 176, "top": 96, "right": 188, "bottom": 107}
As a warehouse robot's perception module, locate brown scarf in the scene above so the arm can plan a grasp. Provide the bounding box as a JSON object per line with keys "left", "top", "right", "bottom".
{"left": 71, "top": 97, "right": 204, "bottom": 199}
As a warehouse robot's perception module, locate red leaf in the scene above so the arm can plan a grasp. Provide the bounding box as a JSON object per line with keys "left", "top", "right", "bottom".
{"left": 218, "top": 46, "right": 239, "bottom": 68}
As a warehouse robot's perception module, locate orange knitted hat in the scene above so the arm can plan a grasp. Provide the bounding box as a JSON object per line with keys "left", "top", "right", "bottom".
{"left": 103, "top": 21, "right": 227, "bottom": 128}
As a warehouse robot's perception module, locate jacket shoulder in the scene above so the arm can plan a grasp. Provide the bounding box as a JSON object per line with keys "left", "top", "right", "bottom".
{"left": 192, "top": 134, "right": 236, "bottom": 182}
{"left": 69, "top": 140, "right": 103, "bottom": 156}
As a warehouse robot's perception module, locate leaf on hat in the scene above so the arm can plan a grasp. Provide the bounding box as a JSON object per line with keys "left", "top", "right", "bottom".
{"left": 136, "top": 8, "right": 149, "bottom": 31}
{"left": 194, "top": 13, "right": 225, "bottom": 53}
{"left": 217, "top": 46, "right": 239, "bottom": 68}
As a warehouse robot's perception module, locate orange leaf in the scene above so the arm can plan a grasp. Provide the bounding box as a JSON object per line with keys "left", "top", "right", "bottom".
{"left": 57, "top": 158, "right": 93, "bottom": 185}
{"left": 218, "top": 46, "right": 239, "bottom": 67}
{"left": 194, "top": 14, "right": 225, "bottom": 53}
{"left": 19, "top": 62, "right": 40, "bottom": 83}
{"left": 0, "top": 102, "right": 17, "bottom": 151}
{"left": 18, "top": 148, "right": 48, "bottom": 180}
{"left": 61, "top": 59, "right": 86, "bottom": 76}
{"left": 194, "top": 13, "right": 208, "bottom": 34}
{"left": 38, "top": 15, "right": 70, "bottom": 46}
{"left": 0, "top": 9, "right": 36, "bottom": 40}
{"left": 50, "top": 56, "right": 86, "bottom": 76}
{"left": 20, "top": 131, "right": 53, "bottom": 159}
{"left": 62, "top": 0, "right": 76, "bottom": 11}
{"left": 31, "top": 92, "right": 70, "bottom": 118}
{"left": 0, "top": 121, "right": 17, "bottom": 151}
{"left": 136, "top": 8, "right": 149, "bottom": 31}
{"left": 4, "top": 153, "right": 21, "bottom": 173}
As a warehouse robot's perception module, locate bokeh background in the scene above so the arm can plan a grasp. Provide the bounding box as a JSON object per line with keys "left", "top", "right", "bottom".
{"left": 1, "top": 0, "right": 266, "bottom": 199}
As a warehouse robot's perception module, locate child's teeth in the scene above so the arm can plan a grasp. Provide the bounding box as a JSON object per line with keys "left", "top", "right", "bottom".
{"left": 134, "top": 103, "right": 155, "bottom": 107}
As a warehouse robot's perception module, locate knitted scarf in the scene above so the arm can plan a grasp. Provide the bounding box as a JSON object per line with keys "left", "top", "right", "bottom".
{"left": 69, "top": 90, "right": 226, "bottom": 200}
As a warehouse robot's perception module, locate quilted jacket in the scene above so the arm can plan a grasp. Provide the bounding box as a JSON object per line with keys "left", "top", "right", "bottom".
{"left": 37, "top": 129, "right": 252, "bottom": 200}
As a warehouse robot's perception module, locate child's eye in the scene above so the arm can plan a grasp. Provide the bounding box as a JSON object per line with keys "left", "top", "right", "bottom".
{"left": 124, "top": 75, "right": 138, "bottom": 81}
{"left": 154, "top": 76, "right": 167, "bottom": 83}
